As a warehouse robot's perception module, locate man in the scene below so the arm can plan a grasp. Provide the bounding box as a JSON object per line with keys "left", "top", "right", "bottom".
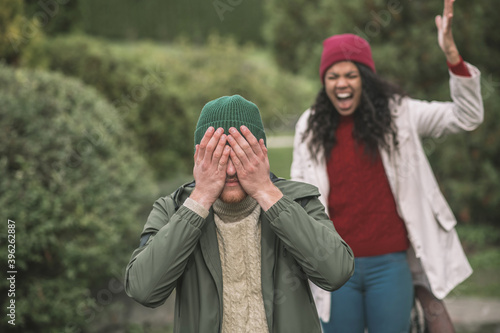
{"left": 125, "top": 95, "right": 354, "bottom": 333}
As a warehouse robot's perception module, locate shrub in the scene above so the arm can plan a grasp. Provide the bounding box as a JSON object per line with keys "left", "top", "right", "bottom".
{"left": 0, "top": 64, "right": 157, "bottom": 332}
{"left": 21, "top": 34, "right": 317, "bottom": 179}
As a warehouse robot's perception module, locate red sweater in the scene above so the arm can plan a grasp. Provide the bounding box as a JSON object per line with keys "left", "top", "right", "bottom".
{"left": 326, "top": 59, "right": 471, "bottom": 257}
{"left": 327, "top": 115, "right": 409, "bottom": 257}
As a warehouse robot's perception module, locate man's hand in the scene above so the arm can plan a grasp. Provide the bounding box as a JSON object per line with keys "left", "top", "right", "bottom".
{"left": 190, "top": 127, "right": 231, "bottom": 210}
{"left": 436, "top": 0, "right": 460, "bottom": 64}
{"left": 227, "top": 126, "right": 283, "bottom": 211}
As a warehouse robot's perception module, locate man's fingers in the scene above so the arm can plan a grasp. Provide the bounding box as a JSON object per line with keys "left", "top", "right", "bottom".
{"left": 227, "top": 126, "right": 264, "bottom": 160}
{"left": 197, "top": 127, "right": 215, "bottom": 160}
{"left": 259, "top": 139, "right": 267, "bottom": 156}
{"left": 205, "top": 127, "right": 224, "bottom": 161}
{"left": 218, "top": 146, "right": 231, "bottom": 172}
{"left": 212, "top": 134, "right": 227, "bottom": 162}
{"left": 240, "top": 125, "right": 264, "bottom": 156}
{"left": 228, "top": 148, "right": 243, "bottom": 171}
{"left": 194, "top": 144, "right": 200, "bottom": 161}
{"left": 228, "top": 127, "right": 251, "bottom": 151}
{"left": 199, "top": 127, "right": 215, "bottom": 147}
{"left": 227, "top": 131, "right": 251, "bottom": 165}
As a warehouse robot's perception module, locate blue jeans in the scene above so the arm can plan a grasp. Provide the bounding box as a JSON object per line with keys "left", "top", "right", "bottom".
{"left": 322, "top": 251, "right": 413, "bottom": 333}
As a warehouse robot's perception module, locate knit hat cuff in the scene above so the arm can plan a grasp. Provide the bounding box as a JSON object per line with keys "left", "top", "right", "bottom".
{"left": 319, "top": 33, "right": 376, "bottom": 83}
{"left": 194, "top": 95, "right": 267, "bottom": 148}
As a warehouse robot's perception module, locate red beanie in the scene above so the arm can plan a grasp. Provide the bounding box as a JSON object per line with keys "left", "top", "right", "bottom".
{"left": 319, "top": 34, "right": 375, "bottom": 84}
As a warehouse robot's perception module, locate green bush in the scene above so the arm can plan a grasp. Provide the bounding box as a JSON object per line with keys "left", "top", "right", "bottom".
{"left": 21, "top": 34, "right": 317, "bottom": 179}
{"left": 263, "top": 0, "right": 326, "bottom": 76}
{"left": 0, "top": 64, "right": 157, "bottom": 332}
{"left": 427, "top": 92, "right": 500, "bottom": 226}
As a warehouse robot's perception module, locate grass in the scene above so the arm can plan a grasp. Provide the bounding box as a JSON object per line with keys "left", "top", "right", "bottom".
{"left": 453, "top": 225, "right": 500, "bottom": 298}
{"left": 456, "top": 323, "right": 500, "bottom": 333}
{"left": 268, "top": 146, "right": 293, "bottom": 179}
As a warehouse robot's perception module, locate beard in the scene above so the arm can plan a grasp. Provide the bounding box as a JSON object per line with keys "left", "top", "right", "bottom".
{"left": 219, "top": 186, "right": 247, "bottom": 204}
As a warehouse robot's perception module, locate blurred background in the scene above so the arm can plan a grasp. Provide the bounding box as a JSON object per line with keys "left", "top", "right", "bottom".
{"left": 1, "top": 0, "right": 499, "bottom": 332}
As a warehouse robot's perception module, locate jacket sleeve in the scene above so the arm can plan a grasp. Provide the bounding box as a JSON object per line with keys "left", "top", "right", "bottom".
{"left": 124, "top": 197, "right": 207, "bottom": 308}
{"left": 409, "top": 63, "right": 484, "bottom": 138}
{"left": 262, "top": 194, "right": 355, "bottom": 291}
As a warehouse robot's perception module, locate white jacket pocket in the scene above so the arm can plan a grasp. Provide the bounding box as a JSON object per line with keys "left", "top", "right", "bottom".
{"left": 428, "top": 192, "right": 457, "bottom": 231}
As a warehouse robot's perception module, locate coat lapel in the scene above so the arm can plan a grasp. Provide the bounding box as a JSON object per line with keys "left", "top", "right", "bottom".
{"left": 199, "top": 211, "right": 224, "bottom": 315}
{"left": 260, "top": 212, "right": 276, "bottom": 330}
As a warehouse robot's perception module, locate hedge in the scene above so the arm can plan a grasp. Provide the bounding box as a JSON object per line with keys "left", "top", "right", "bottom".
{"left": 0, "top": 64, "right": 157, "bottom": 332}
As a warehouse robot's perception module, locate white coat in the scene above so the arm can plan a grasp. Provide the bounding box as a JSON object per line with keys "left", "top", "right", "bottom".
{"left": 291, "top": 64, "right": 484, "bottom": 322}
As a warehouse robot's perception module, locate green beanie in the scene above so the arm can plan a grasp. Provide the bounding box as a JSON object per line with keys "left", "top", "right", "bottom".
{"left": 194, "top": 95, "right": 266, "bottom": 147}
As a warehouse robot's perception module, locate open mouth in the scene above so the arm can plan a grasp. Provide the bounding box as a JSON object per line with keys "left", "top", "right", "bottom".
{"left": 336, "top": 92, "right": 354, "bottom": 110}
{"left": 336, "top": 92, "right": 353, "bottom": 100}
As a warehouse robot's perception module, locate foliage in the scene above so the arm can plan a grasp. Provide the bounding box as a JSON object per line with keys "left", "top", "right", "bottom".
{"left": 263, "top": 0, "right": 326, "bottom": 76}
{"left": 457, "top": 225, "right": 500, "bottom": 252}
{"left": 453, "top": 225, "right": 500, "bottom": 298}
{"left": 21, "top": 34, "right": 317, "bottom": 179}
{"left": 79, "top": 0, "right": 265, "bottom": 44}
{"left": 0, "top": 0, "right": 42, "bottom": 64}
{"left": 427, "top": 92, "right": 500, "bottom": 226}
{"left": 23, "top": 0, "right": 83, "bottom": 35}
{"left": 0, "top": 64, "right": 157, "bottom": 332}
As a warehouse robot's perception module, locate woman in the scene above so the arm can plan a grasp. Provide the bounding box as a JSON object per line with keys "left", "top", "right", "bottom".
{"left": 291, "top": 0, "right": 483, "bottom": 332}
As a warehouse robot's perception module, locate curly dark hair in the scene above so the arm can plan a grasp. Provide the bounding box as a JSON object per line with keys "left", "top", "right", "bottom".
{"left": 303, "top": 62, "right": 407, "bottom": 162}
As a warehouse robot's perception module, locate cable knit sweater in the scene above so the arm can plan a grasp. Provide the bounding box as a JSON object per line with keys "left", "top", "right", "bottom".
{"left": 212, "top": 196, "right": 269, "bottom": 333}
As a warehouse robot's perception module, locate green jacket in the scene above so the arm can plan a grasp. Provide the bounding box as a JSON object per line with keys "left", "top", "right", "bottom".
{"left": 125, "top": 176, "right": 354, "bottom": 332}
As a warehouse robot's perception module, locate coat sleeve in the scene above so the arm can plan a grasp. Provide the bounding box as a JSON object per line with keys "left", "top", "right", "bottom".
{"left": 408, "top": 63, "right": 484, "bottom": 138}
{"left": 124, "top": 197, "right": 207, "bottom": 308}
{"left": 262, "top": 193, "right": 355, "bottom": 291}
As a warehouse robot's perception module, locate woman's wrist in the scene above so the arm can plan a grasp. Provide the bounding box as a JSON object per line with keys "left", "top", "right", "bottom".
{"left": 444, "top": 47, "right": 460, "bottom": 65}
